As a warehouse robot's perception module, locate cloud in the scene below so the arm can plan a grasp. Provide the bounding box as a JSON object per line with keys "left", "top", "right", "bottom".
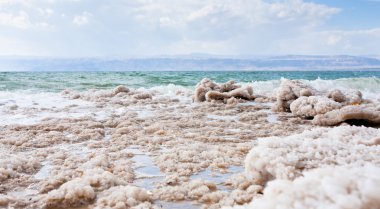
{"left": 72, "top": 11, "right": 92, "bottom": 26}
{"left": 327, "top": 35, "right": 342, "bottom": 46}
{"left": 37, "top": 8, "right": 54, "bottom": 17}
{"left": 0, "top": 0, "right": 378, "bottom": 56}
{"left": 0, "top": 10, "right": 32, "bottom": 29}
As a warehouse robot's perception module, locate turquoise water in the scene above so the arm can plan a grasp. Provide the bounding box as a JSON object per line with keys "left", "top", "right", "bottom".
{"left": 0, "top": 71, "right": 380, "bottom": 92}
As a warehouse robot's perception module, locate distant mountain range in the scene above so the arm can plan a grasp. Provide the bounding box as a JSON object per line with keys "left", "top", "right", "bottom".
{"left": 1, "top": 55, "right": 380, "bottom": 71}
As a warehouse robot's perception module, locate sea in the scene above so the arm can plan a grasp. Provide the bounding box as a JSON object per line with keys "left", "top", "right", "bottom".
{"left": 1, "top": 71, "right": 380, "bottom": 126}
{"left": 1, "top": 71, "right": 380, "bottom": 91}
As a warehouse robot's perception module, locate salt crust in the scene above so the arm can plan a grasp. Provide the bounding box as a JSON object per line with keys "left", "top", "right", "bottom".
{"left": 245, "top": 126, "right": 380, "bottom": 185}
{"left": 41, "top": 169, "right": 153, "bottom": 208}
{"left": 193, "top": 78, "right": 255, "bottom": 103}
{"left": 313, "top": 105, "right": 380, "bottom": 126}
{"left": 0, "top": 147, "right": 40, "bottom": 182}
{"left": 290, "top": 96, "right": 342, "bottom": 117}
{"left": 327, "top": 89, "right": 363, "bottom": 105}
{"left": 272, "top": 79, "right": 317, "bottom": 112}
{"left": 225, "top": 164, "right": 380, "bottom": 209}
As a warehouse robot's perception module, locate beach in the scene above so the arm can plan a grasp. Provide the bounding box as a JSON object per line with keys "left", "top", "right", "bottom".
{"left": 0, "top": 72, "right": 379, "bottom": 209}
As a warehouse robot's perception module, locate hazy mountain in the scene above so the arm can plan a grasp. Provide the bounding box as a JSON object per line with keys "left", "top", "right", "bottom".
{"left": 0, "top": 55, "right": 380, "bottom": 71}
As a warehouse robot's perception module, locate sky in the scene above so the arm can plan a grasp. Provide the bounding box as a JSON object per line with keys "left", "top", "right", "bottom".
{"left": 0, "top": 0, "right": 380, "bottom": 57}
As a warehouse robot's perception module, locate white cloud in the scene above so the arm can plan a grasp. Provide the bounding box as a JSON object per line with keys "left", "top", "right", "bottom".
{"left": 0, "top": 10, "right": 32, "bottom": 29}
{"left": 327, "top": 35, "right": 342, "bottom": 46}
{"left": 0, "top": 0, "right": 379, "bottom": 56}
{"left": 37, "top": 8, "right": 54, "bottom": 17}
{"left": 72, "top": 11, "right": 92, "bottom": 26}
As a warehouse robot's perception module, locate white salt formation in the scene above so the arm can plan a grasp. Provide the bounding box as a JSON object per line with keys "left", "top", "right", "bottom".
{"left": 327, "top": 89, "right": 347, "bottom": 103}
{"left": 271, "top": 79, "right": 372, "bottom": 126}
{"left": 290, "top": 96, "right": 342, "bottom": 117}
{"left": 328, "top": 89, "right": 363, "bottom": 104}
{"left": 193, "top": 78, "right": 255, "bottom": 103}
{"left": 272, "top": 79, "right": 317, "bottom": 112}
{"left": 94, "top": 186, "right": 153, "bottom": 209}
{"left": 227, "top": 164, "right": 380, "bottom": 209}
{"left": 313, "top": 105, "right": 380, "bottom": 126}
{"left": 0, "top": 150, "right": 40, "bottom": 182}
{"left": 245, "top": 126, "right": 380, "bottom": 185}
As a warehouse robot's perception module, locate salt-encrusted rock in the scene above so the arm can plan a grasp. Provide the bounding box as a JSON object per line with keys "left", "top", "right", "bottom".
{"left": 154, "top": 180, "right": 218, "bottom": 202}
{"left": 206, "top": 91, "right": 230, "bottom": 102}
{"left": 194, "top": 86, "right": 207, "bottom": 102}
{"left": 133, "top": 92, "right": 152, "bottom": 100}
{"left": 42, "top": 169, "right": 124, "bottom": 208}
{"left": 327, "top": 89, "right": 362, "bottom": 105}
{"left": 313, "top": 105, "right": 380, "bottom": 126}
{"left": 327, "top": 89, "right": 346, "bottom": 103}
{"left": 205, "top": 86, "right": 255, "bottom": 102}
{"left": 227, "top": 164, "right": 380, "bottom": 209}
{"left": 112, "top": 85, "right": 130, "bottom": 95}
{"left": 244, "top": 126, "right": 380, "bottom": 185}
{"left": 290, "top": 96, "right": 342, "bottom": 118}
{"left": 218, "top": 80, "right": 241, "bottom": 92}
{"left": 228, "top": 86, "right": 254, "bottom": 100}
{"left": 94, "top": 186, "right": 152, "bottom": 209}
{"left": 43, "top": 178, "right": 96, "bottom": 208}
{"left": 193, "top": 78, "right": 254, "bottom": 103}
{"left": 272, "top": 79, "right": 317, "bottom": 112}
{"left": 194, "top": 78, "right": 224, "bottom": 102}
{"left": 344, "top": 90, "right": 363, "bottom": 105}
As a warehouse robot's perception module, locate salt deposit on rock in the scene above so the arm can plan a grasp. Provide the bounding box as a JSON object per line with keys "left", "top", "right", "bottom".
{"left": 112, "top": 85, "right": 130, "bottom": 95}
{"left": 228, "top": 86, "right": 254, "bottom": 101}
{"left": 41, "top": 169, "right": 124, "bottom": 208}
{"left": 327, "top": 89, "right": 363, "bottom": 105}
{"left": 313, "top": 105, "right": 380, "bottom": 126}
{"left": 245, "top": 126, "right": 380, "bottom": 185}
{"left": 327, "top": 89, "right": 346, "bottom": 103}
{"left": 194, "top": 78, "right": 254, "bottom": 103}
{"left": 272, "top": 79, "right": 317, "bottom": 112}
{"left": 226, "top": 164, "right": 380, "bottom": 209}
{"left": 133, "top": 92, "right": 152, "bottom": 100}
{"left": 42, "top": 178, "right": 96, "bottom": 208}
{"left": 94, "top": 185, "right": 153, "bottom": 209}
{"left": 290, "top": 96, "right": 342, "bottom": 118}
{"left": 155, "top": 180, "right": 218, "bottom": 201}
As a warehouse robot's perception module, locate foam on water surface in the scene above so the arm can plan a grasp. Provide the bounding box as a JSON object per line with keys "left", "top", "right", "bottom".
{"left": 0, "top": 90, "right": 131, "bottom": 126}
{"left": 0, "top": 91, "right": 95, "bottom": 126}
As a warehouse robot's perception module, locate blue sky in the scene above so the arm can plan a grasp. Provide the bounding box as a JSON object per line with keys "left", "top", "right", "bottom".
{"left": 0, "top": 0, "right": 379, "bottom": 57}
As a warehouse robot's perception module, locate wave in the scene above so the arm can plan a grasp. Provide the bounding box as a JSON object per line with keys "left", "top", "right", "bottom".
{"left": 1, "top": 77, "right": 379, "bottom": 100}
